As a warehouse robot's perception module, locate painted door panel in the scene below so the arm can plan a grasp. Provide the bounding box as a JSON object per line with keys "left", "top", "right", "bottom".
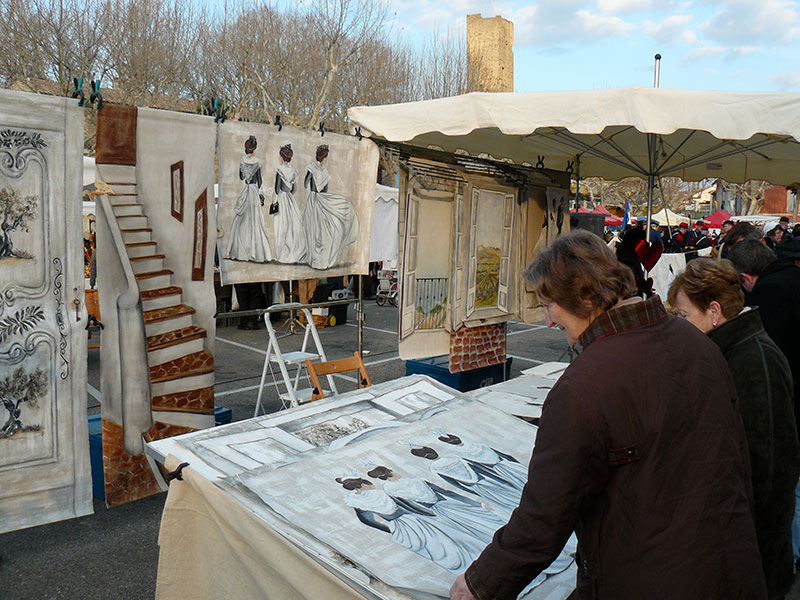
{"left": 0, "top": 90, "right": 92, "bottom": 533}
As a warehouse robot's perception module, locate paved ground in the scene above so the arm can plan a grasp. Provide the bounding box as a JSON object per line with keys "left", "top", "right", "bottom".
{"left": 1, "top": 300, "right": 798, "bottom": 599}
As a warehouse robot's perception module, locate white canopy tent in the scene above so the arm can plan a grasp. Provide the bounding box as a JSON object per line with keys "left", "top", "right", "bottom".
{"left": 348, "top": 87, "right": 800, "bottom": 235}
{"left": 650, "top": 207, "right": 688, "bottom": 226}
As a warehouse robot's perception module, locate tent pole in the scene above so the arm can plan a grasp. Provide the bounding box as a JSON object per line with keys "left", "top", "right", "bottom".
{"left": 646, "top": 53, "right": 662, "bottom": 243}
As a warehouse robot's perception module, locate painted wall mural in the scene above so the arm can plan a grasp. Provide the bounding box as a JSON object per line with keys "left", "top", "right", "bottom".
{"left": 0, "top": 89, "right": 92, "bottom": 533}
{"left": 449, "top": 323, "right": 506, "bottom": 374}
{"left": 397, "top": 164, "right": 572, "bottom": 361}
{"left": 218, "top": 122, "right": 379, "bottom": 284}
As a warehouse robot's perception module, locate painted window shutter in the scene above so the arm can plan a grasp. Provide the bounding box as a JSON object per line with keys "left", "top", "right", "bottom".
{"left": 400, "top": 192, "right": 418, "bottom": 339}
{"left": 497, "top": 193, "right": 515, "bottom": 312}
{"left": 451, "top": 191, "right": 466, "bottom": 327}
{"left": 466, "top": 187, "right": 479, "bottom": 315}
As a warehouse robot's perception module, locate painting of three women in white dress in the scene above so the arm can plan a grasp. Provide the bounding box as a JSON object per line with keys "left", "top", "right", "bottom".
{"left": 226, "top": 136, "right": 359, "bottom": 270}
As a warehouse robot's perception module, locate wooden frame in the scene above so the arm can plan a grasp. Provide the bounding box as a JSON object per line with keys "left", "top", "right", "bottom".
{"left": 305, "top": 352, "right": 372, "bottom": 402}
{"left": 170, "top": 160, "right": 184, "bottom": 222}
{"left": 191, "top": 189, "right": 208, "bottom": 281}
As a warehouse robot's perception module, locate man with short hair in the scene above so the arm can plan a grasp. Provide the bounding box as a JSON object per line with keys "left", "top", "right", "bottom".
{"left": 729, "top": 239, "right": 800, "bottom": 569}
{"left": 729, "top": 241, "right": 800, "bottom": 394}
{"left": 779, "top": 216, "right": 791, "bottom": 231}
{"left": 720, "top": 222, "right": 762, "bottom": 259}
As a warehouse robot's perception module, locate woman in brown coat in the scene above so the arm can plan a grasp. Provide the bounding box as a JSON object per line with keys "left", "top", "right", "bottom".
{"left": 450, "top": 230, "right": 765, "bottom": 600}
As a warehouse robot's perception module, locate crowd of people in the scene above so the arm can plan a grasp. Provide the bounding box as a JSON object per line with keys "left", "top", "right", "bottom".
{"left": 451, "top": 220, "right": 800, "bottom": 600}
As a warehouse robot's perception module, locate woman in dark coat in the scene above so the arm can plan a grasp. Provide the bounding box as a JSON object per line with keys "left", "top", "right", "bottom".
{"left": 669, "top": 257, "right": 800, "bottom": 599}
{"left": 450, "top": 231, "right": 765, "bottom": 600}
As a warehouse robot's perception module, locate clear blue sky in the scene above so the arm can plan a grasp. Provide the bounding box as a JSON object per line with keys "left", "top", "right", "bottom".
{"left": 388, "top": 0, "right": 800, "bottom": 92}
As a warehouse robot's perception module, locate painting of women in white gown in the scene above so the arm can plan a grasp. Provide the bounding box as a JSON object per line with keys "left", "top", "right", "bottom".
{"left": 237, "top": 402, "right": 576, "bottom": 599}
{"left": 226, "top": 136, "right": 272, "bottom": 263}
{"left": 217, "top": 122, "right": 377, "bottom": 285}
{"left": 303, "top": 144, "right": 359, "bottom": 270}
{"left": 273, "top": 143, "right": 306, "bottom": 264}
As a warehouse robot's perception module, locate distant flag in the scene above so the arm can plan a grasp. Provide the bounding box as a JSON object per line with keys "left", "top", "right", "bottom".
{"left": 622, "top": 199, "right": 630, "bottom": 226}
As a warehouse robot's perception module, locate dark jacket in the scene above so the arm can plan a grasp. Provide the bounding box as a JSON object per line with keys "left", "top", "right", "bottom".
{"left": 465, "top": 296, "right": 765, "bottom": 600}
{"left": 747, "top": 259, "right": 800, "bottom": 428}
{"left": 708, "top": 308, "right": 800, "bottom": 599}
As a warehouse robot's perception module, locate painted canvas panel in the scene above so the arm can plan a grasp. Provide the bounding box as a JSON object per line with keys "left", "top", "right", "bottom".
{"left": 449, "top": 323, "right": 506, "bottom": 374}
{"left": 237, "top": 402, "right": 576, "bottom": 598}
{"left": 96, "top": 107, "right": 217, "bottom": 507}
{"left": 95, "top": 104, "right": 137, "bottom": 165}
{"left": 217, "top": 121, "right": 379, "bottom": 284}
{"left": 0, "top": 89, "right": 92, "bottom": 533}
{"left": 192, "top": 190, "right": 207, "bottom": 280}
{"left": 170, "top": 160, "right": 184, "bottom": 222}
{"left": 175, "top": 376, "right": 461, "bottom": 478}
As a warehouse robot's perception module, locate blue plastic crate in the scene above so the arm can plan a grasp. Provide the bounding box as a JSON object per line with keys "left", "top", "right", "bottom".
{"left": 405, "top": 355, "right": 512, "bottom": 392}
{"left": 87, "top": 414, "right": 104, "bottom": 500}
{"left": 215, "top": 406, "right": 232, "bottom": 426}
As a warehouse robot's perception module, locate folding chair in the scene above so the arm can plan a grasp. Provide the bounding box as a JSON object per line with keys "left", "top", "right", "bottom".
{"left": 305, "top": 352, "right": 372, "bottom": 402}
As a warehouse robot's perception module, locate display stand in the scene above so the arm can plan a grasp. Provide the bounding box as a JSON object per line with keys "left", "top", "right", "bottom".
{"left": 254, "top": 304, "right": 337, "bottom": 415}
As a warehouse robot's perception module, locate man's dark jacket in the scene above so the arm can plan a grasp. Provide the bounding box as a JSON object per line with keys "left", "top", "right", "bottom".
{"left": 708, "top": 308, "right": 800, "bottom": 599}
{"left": 465, "top": 296, "right": 765, "bottom": 600}
{"left": 746, "top": 258, "right": 800, "bottom": 428}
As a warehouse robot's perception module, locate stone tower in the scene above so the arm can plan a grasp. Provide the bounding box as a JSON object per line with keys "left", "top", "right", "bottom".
{"left": 466, "top": 14, "right": 514, "bottom": 92}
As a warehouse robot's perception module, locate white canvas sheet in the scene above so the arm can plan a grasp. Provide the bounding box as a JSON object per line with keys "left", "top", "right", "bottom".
{"left": 218, "top": 121, "right": 379, "bottom": 284}
{"left": 237, "top": 402, "right": 575, "bottom": 598}
{"left": 153, "top": 376, "right": 462, "bottom": 478}
{"left": 370, "top": 185, "right": 398, "bottom": 263}
{"left": 648, "top": 253, "right": 686, "bottom": 300}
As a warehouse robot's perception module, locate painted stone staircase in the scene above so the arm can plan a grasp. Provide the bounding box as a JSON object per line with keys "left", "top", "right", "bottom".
{"left": 98, "top": 165, "right": 214, "bottom": 425}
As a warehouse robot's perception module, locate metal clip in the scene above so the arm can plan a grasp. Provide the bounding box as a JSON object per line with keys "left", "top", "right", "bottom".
{"left": 535, "top": 155, "right": 545, "bottom": 170}
{"left": 274, "top": 114, "right": 282, "bottom": 131}
{"left": 566, "top": 160, "right": 574, "bottom": 175}
{"left": 164, "top": 462, "right": 190, "bottom": 483}
{"left": 355, "top": 126, "right": 362, "bottom": 140}
{"left": 318, "top": 122, "right": 325, "bottom": 137}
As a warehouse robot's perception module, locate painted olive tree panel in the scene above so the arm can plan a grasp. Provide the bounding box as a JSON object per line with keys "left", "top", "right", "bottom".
{"left": 238, "top": 402, "right": 576, "bottom": 599}
{"left": 0, "top": 89, "right": 92, "bottom": 533}
{"left": 218, "top": 122, "right": 379, "bottom": 284}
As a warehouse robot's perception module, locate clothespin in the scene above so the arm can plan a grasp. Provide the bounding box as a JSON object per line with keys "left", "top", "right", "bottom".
{"left": 318, "top": 122, "right": 325, "bottom": 137}
{"left": 212, "top": 97, "right": 227, "bottom": 123}
{"left": 355, "top": 126, "right": 362, "bottom": 140}
{"left": 274, "top": 114, "right": 282, "bottom": 131}
{"left": 90, "top": 80, "right": 103, "bottom": 110}
{"left": 71, "top": 77, "right": 85, "bottom": 107}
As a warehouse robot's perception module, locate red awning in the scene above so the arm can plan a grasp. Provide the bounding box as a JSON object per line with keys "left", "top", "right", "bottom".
{"left": 702, "top": 210, "right": 732, "bottom": 228}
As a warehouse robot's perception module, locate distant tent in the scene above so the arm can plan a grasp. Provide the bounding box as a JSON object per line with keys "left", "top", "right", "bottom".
{"left": 576, "top": 206, "right": 622, "bottom": 226}
{"left": 702, "top": 210, "right": 732, "bottom": 228}
{"left": 651, "top": 207, "right": 688, "bottom": 226}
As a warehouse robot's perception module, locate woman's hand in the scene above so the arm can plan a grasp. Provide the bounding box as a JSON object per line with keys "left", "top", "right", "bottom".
{"left": 449, "top": 574, "right": 476, "bottom": 600}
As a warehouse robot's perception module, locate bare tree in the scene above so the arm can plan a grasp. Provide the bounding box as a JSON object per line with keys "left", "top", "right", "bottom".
{"left": 0, "top": 0, "right": 112, "bottom": 94}
{"left": 103, "top": 0, "right": 203, "bottom": 108}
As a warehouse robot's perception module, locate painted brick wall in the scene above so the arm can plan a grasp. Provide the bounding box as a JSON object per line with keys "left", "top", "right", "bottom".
{"left": 449, "top": 323, "right": 506, "bottom": 373}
